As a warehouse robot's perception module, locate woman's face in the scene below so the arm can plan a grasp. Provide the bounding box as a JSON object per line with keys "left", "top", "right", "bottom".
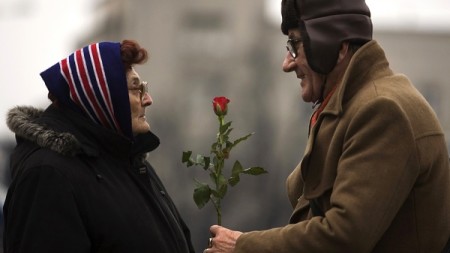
{"left": 282, "top": 28, "right": 325, "bottom": 103}
{"left": 127, "top": 68, "right": 153, "bottom": 136}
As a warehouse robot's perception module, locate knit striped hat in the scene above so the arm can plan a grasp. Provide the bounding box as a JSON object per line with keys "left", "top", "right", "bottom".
{"left": 40, "top": 42, "right": 133, "bottom": 139}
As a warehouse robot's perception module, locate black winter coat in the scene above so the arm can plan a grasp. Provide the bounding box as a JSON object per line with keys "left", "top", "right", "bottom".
{"left": 3, "top": 105, "right": 195, "bottom": 253}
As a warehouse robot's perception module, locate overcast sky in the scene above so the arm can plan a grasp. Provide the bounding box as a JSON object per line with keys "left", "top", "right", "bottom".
{"left": 1, "top": 0, "right": 450, "bottom": 139}
{"left": 0, "top": 0, "right": 93, "bottom": 140}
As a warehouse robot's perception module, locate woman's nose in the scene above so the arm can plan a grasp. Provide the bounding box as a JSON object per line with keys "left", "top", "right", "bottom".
{"left": 142, "top": 92, "right": 153, "bottom": 106}
{"left": 282, "top": 51, "right": 296, "bottom": 73}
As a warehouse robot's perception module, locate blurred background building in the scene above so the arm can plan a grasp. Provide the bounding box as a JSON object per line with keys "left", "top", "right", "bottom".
{"left": 1, "top": 0, "right": 450, "bottom": 251}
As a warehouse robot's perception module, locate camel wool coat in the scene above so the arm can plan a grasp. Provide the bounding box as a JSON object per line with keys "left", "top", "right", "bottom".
{"left": 235, "top": 41, "right": 450, "bottom": 253}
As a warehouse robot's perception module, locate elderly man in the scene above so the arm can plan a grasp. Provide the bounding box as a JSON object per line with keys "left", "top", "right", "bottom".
{"left": 205, "top": 0, "right": 450, "bottom": 252}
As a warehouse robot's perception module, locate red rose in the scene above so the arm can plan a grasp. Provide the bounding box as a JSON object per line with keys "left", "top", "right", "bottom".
{"left": 212, "top": 96, "right": 230, "bottom": 116}
{"left": 182, "top": 96, "right": 267, "bottom": 225}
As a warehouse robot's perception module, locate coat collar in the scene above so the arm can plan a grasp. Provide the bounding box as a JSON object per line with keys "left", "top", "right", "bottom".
{"left": 306, "top": 40, "right": 392, "bottom": 141}
{"left": 323, "top": 40, "right": 393, "bottom": 118}
{"left": 300, "top": 41, "right": 394, "bottom": 188}
{"left": 6, "top": 105, "right": 160, "bottom": 158}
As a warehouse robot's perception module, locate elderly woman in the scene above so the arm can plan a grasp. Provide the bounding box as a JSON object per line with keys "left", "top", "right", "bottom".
{"left": 4, "top": 40, "right": 194, "bottom": 253}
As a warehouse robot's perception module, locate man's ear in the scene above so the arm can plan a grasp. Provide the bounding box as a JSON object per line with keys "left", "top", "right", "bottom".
{"left": 337, "top": 42, "right": 350, "bottom": 64}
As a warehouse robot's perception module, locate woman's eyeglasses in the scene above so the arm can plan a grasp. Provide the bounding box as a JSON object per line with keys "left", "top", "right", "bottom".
{"left": 129, "top": 81, "right": 148, "bottom": 102}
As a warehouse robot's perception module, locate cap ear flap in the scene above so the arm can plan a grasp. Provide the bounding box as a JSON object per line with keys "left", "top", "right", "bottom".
{"left": 302, "top": 18, "right": 341, "bottom": 74}
{"left": 303, "top": 13, "right": 372, "bottom": 74}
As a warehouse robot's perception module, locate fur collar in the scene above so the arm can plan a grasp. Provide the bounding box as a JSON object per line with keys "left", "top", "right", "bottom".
{"left": 6, "top": 106, "right": 81, "bottom": 156}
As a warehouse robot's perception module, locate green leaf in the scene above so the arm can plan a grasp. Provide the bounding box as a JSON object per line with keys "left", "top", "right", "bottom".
{"left": 210, "top": 189, "right": 218, "bottom": 198}
{"left": 212, "top": 156, "right": 219, "bottom": 168}
{"left": 228, "top": 176, "right": 240, "bottom": 186}
{"left": 196, "top": 154, "right": 205, "bottom": 166}
{"left": 203, "top": 156, "right": 211, "bottom": 170}
{"left": 231, "top": 160, "right": 244, "bottom": 176}
{"left": 182, "top": 151, "right": 192, "bottom": 163}
{"left": 220, "top": 121, "right": 232, "bottom": 134}
{"left": 232, "top": 132, "right": 254, "bottom": 148}
{"left": 218, "top": 174, "right": 227, "bottom": 188}
{"left": 211, "top": 174, "right": 228, "bottom": 199}
{"left": 223, "top": 128, "right": 233, "bottom": 140}
{"left": 228, "top": 160, "right": 243, "bottom": 186}
{"left": 222, "top": 134, "right": 230, "bottom": 143}
{"left": 193, "top": 183, "right": 211, "bottom": 209}
{"left": 225, "top": 141, "right": 233, "bottom": 149}
{"left": 217, "top": 183, "right": 228, "bottom": 199}
{"left": 242, "top": 167, "right": 268, "bottom": 175}
{"left": 209, "top": 172, "right": 217, "bottom": 184}
{"left": 211, "top": 143, "right": 217, "bottom": 154}
{"left": 182, "top": 151, "right": 194, "bottom": 167}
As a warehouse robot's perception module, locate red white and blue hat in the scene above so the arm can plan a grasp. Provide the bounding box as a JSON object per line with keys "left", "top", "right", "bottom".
{"left": 40, "top": 42, "right": 133, "bottom": 139}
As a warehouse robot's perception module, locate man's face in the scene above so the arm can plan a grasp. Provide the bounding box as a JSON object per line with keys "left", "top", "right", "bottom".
{"left": 127, "top": 68, "right": 152, "bottom": 136}
{"left": 282, "top": 28, "right": 325, "bottom": 103}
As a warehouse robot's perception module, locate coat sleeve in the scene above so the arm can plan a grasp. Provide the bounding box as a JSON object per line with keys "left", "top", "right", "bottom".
{"left": 4, "top": 165, "right": 90, "bottom": 253}
{"left": 234, "top": 97, "right": 419, "bottom": 253}
{"left": 144, "top": 161, "right": 196, "bottom": 253}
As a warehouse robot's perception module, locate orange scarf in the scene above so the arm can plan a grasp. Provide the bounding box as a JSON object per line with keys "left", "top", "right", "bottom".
{"left": 310, "top": 85, "right": 337, "bottom": 129}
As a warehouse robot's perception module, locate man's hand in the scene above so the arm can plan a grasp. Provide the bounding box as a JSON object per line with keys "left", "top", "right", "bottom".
{"left": 204, "top": 225, "right": 243, "bottom": 253}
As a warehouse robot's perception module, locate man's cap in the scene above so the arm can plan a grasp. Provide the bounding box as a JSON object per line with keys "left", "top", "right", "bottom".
{"left": 281, "top": 0, "right": 373, "bottom": 74}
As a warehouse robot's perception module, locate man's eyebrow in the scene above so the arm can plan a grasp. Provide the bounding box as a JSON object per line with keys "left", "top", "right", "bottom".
{"left": 288, "top": 34, "right": 301, "bottom": 40}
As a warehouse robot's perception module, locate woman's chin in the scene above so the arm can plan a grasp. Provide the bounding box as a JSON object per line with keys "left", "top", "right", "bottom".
{"left": 132, "top": 123, "right": 151, "bottom": 135}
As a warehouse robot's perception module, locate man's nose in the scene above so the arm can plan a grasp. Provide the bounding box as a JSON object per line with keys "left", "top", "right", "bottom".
{"left": 282, "top": 51, "right": 296, "bottom": 72}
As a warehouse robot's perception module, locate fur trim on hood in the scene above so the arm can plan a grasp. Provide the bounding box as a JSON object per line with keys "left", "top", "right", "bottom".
{"left": 6, "top": 106, "right": 81, "bottom": 156}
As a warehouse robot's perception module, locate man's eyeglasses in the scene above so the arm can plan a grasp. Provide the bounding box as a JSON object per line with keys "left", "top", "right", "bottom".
{"left": 129, "top": 81, "right": 149, "bottom": 102}
{"left": 286, "top": 38, "right": 303, "bottom": 59}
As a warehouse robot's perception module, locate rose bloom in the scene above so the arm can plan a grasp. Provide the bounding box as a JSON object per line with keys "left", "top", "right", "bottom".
{"left": 212, "top": 96, "right": 230, "bottom": 116}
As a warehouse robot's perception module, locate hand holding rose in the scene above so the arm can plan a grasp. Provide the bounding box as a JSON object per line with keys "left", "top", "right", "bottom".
{"left": 205, "top": 225, "right": 243, "bottom": 253}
